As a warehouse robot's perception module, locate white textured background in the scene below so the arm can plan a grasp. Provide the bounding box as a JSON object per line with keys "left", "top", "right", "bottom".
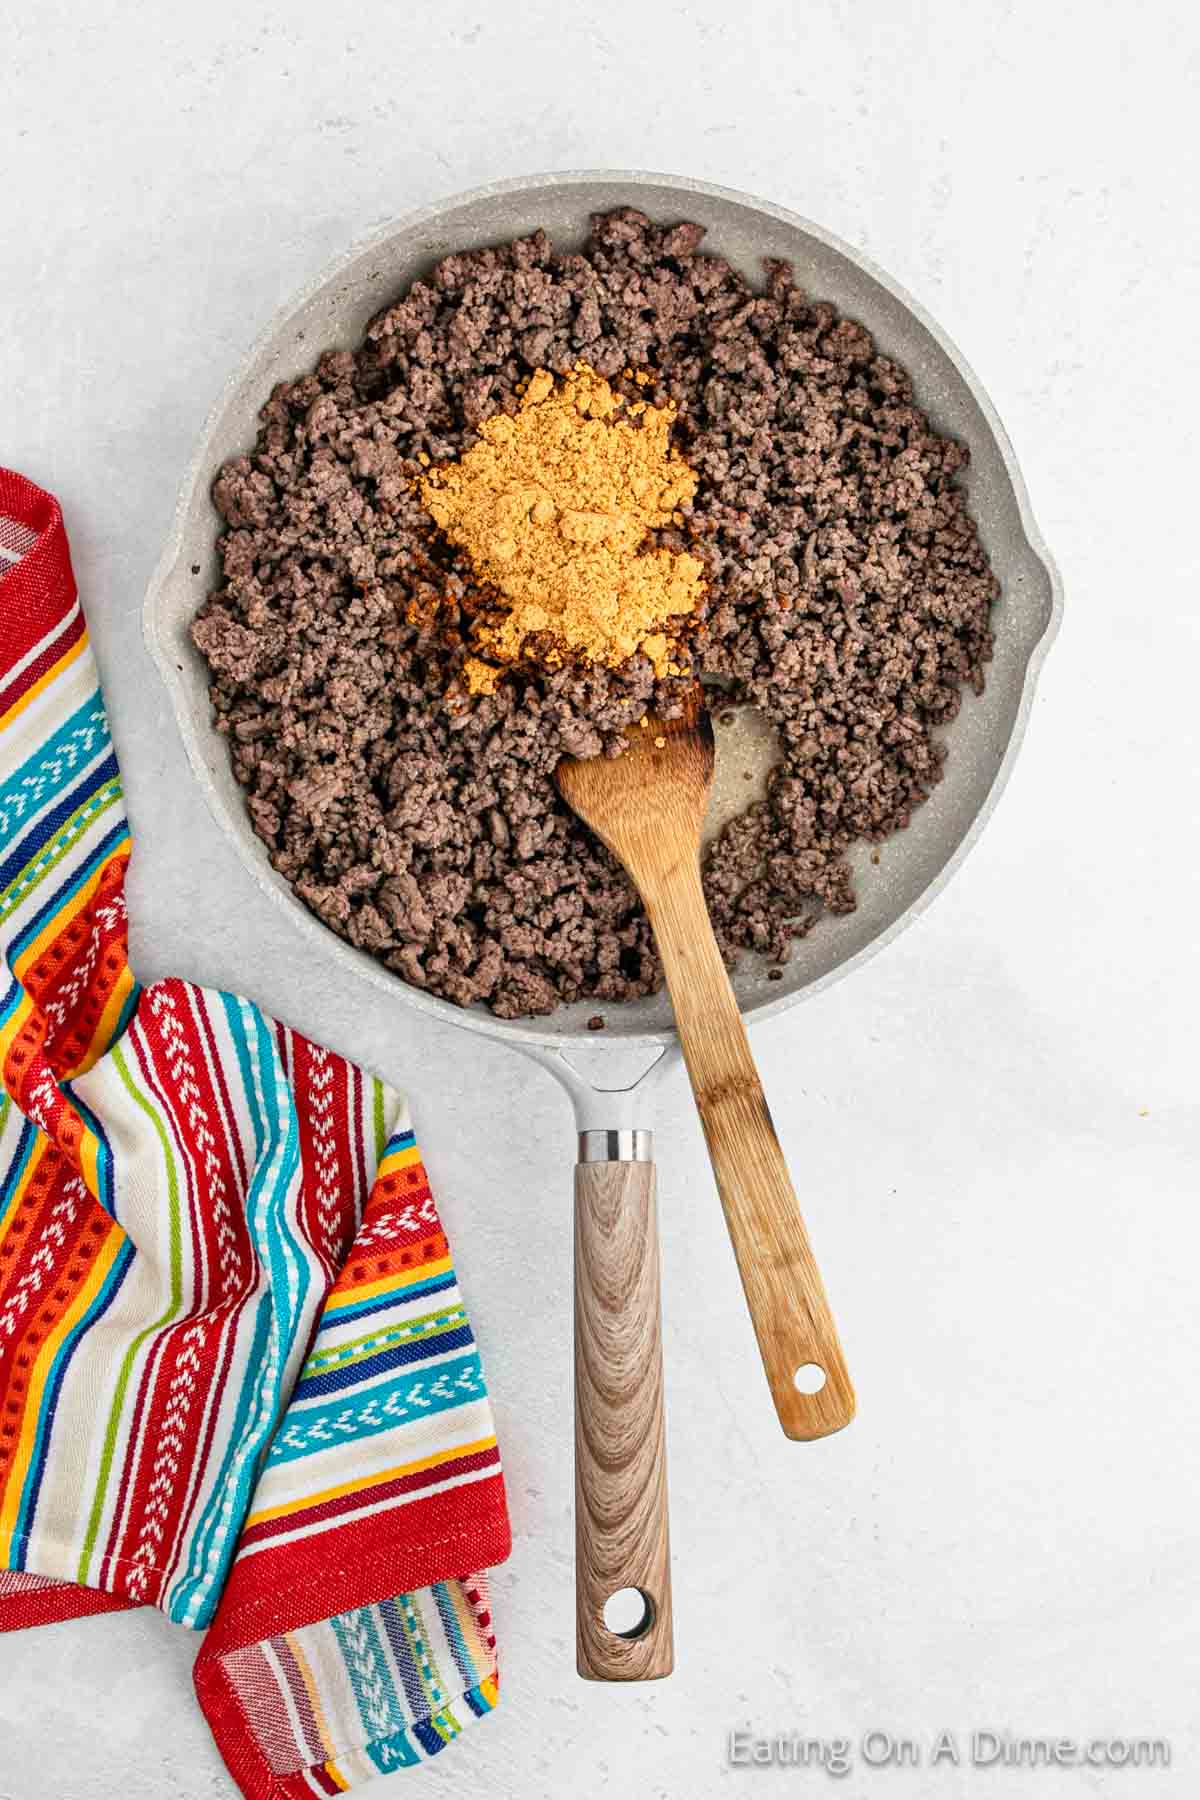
{"left": 2, "top": 2, "right": 1198, "bottom": 1796}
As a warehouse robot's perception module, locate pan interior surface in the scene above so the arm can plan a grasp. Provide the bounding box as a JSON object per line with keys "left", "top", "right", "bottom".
{"left": 146, "top": 173, "right": 1059, "bottom": 1051}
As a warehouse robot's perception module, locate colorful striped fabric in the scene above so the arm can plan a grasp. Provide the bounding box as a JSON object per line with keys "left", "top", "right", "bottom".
{"left": 0, "top": 469, "right": 510, "bottom": 1797}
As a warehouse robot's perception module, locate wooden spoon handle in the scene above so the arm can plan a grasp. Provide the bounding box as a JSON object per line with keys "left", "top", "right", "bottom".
{"left": 574, "top": 1158, "right": 674, "bottom": 1680}
{"left": 643, "top": 861, "right": 855, "bottom": 1440}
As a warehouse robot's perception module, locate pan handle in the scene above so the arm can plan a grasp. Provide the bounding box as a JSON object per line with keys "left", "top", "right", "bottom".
{"left": 573, "top": 1131, "right": 673, "bottom": 1681}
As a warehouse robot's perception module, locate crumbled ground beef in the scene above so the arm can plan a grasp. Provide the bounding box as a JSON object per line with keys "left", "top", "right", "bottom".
{"left": 192, "top": 210, "right": 996, "bottom": 1019}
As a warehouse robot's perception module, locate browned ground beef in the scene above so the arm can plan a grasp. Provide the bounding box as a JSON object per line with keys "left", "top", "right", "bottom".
{"left": 192, "top": 210, "right": 996, "bottom": 1019}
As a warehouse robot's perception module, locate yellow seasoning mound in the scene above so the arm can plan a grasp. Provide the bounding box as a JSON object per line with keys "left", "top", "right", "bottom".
{"left": 420, "top": 363, "right": 704, "bottom": 693}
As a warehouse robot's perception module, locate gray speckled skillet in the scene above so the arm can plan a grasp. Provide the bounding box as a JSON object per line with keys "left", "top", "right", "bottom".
{"left": 144, "top": 172, "right": 1061, "bottom": 1675}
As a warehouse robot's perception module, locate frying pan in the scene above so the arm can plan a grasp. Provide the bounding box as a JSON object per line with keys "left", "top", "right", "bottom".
{"left": 143, "top": 171, "right": 1062, "bottom": 1684}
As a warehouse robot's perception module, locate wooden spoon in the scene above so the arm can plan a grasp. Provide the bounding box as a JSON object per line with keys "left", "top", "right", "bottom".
{"left": 557, "top": 699, "right": 855, "bottom": 1443}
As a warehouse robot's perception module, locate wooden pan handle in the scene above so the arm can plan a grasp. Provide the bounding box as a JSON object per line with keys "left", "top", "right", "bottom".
{"left": 643, "top": 861, "right": 855, "bottom": 1441}
{"left": 574, "top": 1158, "right": 674, "bottom": 1680}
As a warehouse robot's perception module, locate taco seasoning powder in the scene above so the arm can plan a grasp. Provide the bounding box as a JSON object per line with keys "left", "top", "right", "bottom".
{"left": 419, "top": 362, "right": 705, "bottom": 694}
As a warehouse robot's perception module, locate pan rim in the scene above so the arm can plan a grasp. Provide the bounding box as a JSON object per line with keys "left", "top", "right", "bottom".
{"left": 143, "top": 168, "right": 1063, "bottom": 1054}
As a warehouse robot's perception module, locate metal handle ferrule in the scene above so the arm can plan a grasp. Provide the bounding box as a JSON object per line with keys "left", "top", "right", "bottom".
{"left": 577, "top": 1128, "right": 654, "bottom": 1164}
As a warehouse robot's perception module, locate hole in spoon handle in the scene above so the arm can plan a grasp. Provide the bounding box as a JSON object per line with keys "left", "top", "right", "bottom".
{"left": 766, "top": 1307, "right": 855, "bottom": 1439}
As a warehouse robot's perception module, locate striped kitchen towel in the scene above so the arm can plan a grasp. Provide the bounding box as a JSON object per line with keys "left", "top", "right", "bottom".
{"left": 0, "top": 469, "right": 511, "bottom": 1797}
